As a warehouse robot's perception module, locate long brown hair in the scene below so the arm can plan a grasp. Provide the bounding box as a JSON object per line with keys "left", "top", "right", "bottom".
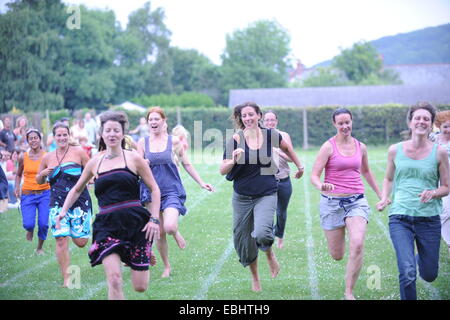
{"left": 232, "top": 102, "right": 263, "bottom": 130}
{"left": 98, "top": 111, "right": 128, "bottom": 151}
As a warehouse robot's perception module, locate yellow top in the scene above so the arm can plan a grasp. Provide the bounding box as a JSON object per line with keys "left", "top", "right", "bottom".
{"left": 22, "top": 151, "right": 50, "bottom": 191}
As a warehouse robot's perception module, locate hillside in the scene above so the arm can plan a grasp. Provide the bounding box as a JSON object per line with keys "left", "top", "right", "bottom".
{"left": 313, "top": 23, "right": 450, "bottom": 67}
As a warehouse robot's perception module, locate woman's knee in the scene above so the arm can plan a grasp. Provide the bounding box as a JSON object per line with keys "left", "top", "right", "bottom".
{"left": 107, "top": 271, "right": 123, "bottom": 290}
{"left": 72, "top": 238, "right": 88, "bottom": 248}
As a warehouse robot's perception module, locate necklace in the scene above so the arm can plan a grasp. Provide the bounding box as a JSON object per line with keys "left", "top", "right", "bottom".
{"left": 105, "top": 152, "right": 120, "bottom": 160}
{"left": 56, "top": 146, "right": 69, "bottom": 166}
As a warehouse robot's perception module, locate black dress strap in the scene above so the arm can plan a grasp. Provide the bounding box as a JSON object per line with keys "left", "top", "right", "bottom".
{"left": 96, "top": 153, "right": 107, "bottom": 175}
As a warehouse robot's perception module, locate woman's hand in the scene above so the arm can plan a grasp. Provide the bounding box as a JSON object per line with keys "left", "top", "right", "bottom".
{"left": 142, "top": 219, "right": 161, "bottom": 242}
{"left": 232, "top": 148, "right": 244, "bottom": 163}
{"left": 200, "top": 182, "right": 215, "bottom": 192}
{"left": 294, "top": 167, "right": 304, "bottom": 179}
{"left": 419, "top": 189, "right": 436, "bottom": 203}
{"left": 55, "top": 212, "right": 67, "bottom": 230}
{"left": 320, "top": 183, "right": 335, "bottom": 192}
{"left": 40, "top": 167, "right": 55, "bottom": 179}
{"left": 376, "top": 198, "right": 392, "bottom": 211}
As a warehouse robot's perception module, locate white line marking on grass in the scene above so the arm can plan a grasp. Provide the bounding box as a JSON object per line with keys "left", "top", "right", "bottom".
{"left": 371, "top": 162, "right": 442, "bottom": 300}
{"left": 194, "top": 238, "right": 234, "bottom": 300}
{"left": 0, "top": 247, "right": 74, "bottom": 288}
{"left": 79, "top": 280, "right": 107, "bottom": 300}
{"left": 302, "top": 168, "right": 320, "bottom": 300}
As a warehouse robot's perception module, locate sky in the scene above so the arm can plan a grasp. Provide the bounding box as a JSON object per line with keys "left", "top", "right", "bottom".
{"left": 2, "top": 0, "right": 450, "bottom": 67}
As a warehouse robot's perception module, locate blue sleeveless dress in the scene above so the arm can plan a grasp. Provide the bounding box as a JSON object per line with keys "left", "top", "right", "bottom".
{"left": 140, "top": 135, "right": 187, "bottom": 215}
{"left": 89, "top": 152, "right": 153, "bottom": 271}
{"left": 48, "top": 162, "right": 92, "bottom": 238}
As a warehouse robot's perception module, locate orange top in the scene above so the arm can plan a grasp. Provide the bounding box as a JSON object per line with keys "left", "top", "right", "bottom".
{"left": 22, "top": 151, "right": 50, "bottom": 191}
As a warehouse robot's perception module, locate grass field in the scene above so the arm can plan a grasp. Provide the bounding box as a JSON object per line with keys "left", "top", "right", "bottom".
{"left": 0, "top": 145, "right": 449, "bottom": 300}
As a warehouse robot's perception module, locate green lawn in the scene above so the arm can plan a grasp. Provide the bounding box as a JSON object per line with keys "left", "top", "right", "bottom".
{"left": 0, "top": 145, "right": 449, "bottom": 300}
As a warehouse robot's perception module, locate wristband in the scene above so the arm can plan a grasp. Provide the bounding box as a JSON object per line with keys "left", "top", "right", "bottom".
{"left": 298, "top": 165, "right": 305, "bottom": 171}
{"left": 149, "top": 216, "right": 160, "bottom": 225}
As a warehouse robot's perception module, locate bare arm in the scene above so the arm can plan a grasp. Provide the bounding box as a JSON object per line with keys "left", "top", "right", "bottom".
{"left": 175, "top": 136, "right": 214, "bottom": 192}
{"left": 277, "top": 132, "right": 293, "bottom": 162}
{"left": 418, "top": 145, "right": 450, "bottom": 202}
{"left": 279, "top": 137, "right": 304, "bottom": 179}
{"left": 360, "top": 143, "right": 382, "bottom": 199}
{"left": 376, "top": 144, "right": 397, "bottom": 211}
{"left": 14, "top": 154, "right": 24, "bottom": 198}
{"left": 310, "top": 142, "right": 334, "bottom": 192}
{"left": 36, "top": 153, "right": 53, "bottom": 184}
{"left": 134, "top": 153, "right": 161, "bottom": 241}
{"left": 219, "top": 134, "right": 242, "bottom": 176}
{"left": 57, "top": 158, "right": 95, "bottom": 223}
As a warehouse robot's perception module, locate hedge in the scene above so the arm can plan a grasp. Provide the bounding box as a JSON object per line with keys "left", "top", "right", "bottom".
{"left": 117, "top": 104, "right": 450, "bottom": 149}
{"left": 3, "top": 103, "right": 450, "bottom": 148}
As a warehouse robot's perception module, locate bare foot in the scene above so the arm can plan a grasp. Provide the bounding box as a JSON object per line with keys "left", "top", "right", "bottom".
{"left": 277, "top": 237, "right": 284, "bottom": 249}
{"left": 35, "top": 249, "right": 45, "bottom": 255}
{"left": 252, "top": 278, "right": 261, "bottom": 292}
{"left": 267, "top": 250, "right": 280, "bottom": 278}
{"left": 161, "top": 267, "right": 171, "bottom": 278}
{"left": 26, "top": 231, "right": 33, "bottom": 242}
{"left": 174, "top": 231, "right": 186, "bottom": 249}
{"left": 344, "top": 293, "right": 356, "bottom": 300}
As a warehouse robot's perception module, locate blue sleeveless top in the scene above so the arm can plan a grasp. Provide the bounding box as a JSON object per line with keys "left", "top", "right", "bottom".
{"left": 140, "top": 135, "right": 187, "bottom": 215}
{"left": 49, "top": 162, "right": 92, "bottom": 213}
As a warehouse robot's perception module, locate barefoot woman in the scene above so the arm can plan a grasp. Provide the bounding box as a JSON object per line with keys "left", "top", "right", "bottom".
{"left": 138, "top": 107, "right": 214, "bottom": 278}
{"left": 220, "top": 102, "right": 304, "bottom": 292}
{"left": 37, "top": 122, "right": 92, "bottom": 287}
{"left": 56, "top": 111, "right": 161, "bottom": 299}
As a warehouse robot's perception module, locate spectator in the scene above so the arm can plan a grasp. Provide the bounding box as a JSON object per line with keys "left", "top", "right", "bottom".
{"left": 71, "top": 119, "right": 89, "bottom": 144}
{"left": 0, "top": 116, "right": 17, "bottom": 152}
{"left": 6, "top": 149, "right": 20, "bottom": 207}
{"left": 13, "top": 116, "right": 28, "bottom": 151}
{"left": 84, "top": 112, "right": 98, "bottom": 145}
{"left": 129, "top": 117, "right": 149, "bottom": 142}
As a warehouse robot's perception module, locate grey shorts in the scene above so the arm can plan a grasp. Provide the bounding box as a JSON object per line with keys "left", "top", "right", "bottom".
{"left": 319, "top": 194, "right": 370, "bottom": 230}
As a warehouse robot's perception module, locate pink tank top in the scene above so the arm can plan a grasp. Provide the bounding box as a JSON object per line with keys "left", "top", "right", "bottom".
{"left": 324, "top": 137, "right": 365, "bottom": 194}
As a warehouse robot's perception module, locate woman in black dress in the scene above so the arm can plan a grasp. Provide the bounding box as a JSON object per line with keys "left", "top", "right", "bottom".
{"left": 56, "top": 111, "right": 161, "bottom": 300}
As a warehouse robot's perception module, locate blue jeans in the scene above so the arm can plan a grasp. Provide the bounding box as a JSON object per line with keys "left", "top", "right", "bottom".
{"left": 21, "top": 190, "right": 51, "bottom": 240}
{"left": 274, "top": 177, "right": 292, "bottom": 238}
{"left": 389, "top": 214, "right": 441, "bottom": 300}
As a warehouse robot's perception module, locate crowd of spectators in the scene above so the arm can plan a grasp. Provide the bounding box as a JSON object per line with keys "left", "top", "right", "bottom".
{"left": 0, "top": 112, "right": 100, "bottom": 210}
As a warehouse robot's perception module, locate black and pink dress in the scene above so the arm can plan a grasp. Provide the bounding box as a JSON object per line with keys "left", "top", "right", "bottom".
{"left": 88, "top": 152, "right": 153, "bottom": 271}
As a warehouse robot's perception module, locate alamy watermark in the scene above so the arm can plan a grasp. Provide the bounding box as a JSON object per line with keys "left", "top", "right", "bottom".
{"left": 66, "top": 5, "right": 81, "bottom": 30}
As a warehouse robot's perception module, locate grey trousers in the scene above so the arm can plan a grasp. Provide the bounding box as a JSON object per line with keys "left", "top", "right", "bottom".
{"left": 232, "top": 191, "right": 277, "bottom": 267}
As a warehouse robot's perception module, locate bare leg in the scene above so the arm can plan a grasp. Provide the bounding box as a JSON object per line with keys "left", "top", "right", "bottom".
{"left": 72, "top": 238, "right": 88, "bottom": 248}
{"left": 103, "top": 253, "right": 125, "bottom": 300}
{"left": 344, "top": 216, "right": 367, "bottom": 300}
{"left": 324, "top": 227, "right": 346, "bottom": 261}
{"left": 131, "top": 269, "right": 149, "bottom": 293}
{"left": 157, "top": 231, "right": 171, "bottom": 278}
{"left": 276, "top": 237, "right": 284, "bottom": 249}
{"left": 163, "top": 208, "right": 185, "bottom": 249}
{"left": 249, "top": 258, "right": 261, "bottom": 292}
{"left": 36, "top": 238, "right": 45, "bottom": 255}
{"left": 26, "top": 231, "right": 33, "bottom": 242}
{"left": 266, "top": 248, "right": 280, "bottom": 278}
{"left": 55, "top": 236, "right": 70, "bottom": 287}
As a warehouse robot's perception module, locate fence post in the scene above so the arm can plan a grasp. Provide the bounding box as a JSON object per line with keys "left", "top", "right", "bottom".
{"left": 177, "top": 107, "right": 181, "bottom": 125}
{"left": 303, "top": 107, "right": 309, "bottom": 150}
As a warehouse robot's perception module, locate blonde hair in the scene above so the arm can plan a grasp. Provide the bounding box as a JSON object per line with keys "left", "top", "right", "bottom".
{"left": 172, "top": 124, "right": 189, "bottom": 139}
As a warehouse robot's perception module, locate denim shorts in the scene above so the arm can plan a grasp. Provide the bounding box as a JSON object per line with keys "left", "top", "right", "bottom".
{"left": 319, "top": 194, "right": 370, "bottom": 230}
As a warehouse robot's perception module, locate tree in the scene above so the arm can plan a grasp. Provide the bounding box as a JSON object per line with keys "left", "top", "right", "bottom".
{"left": 168, "top": 47, "right": 220, "bottom": 98}
{"left": 332, "top": 41, "right": 383, "bottom": 84}
{"left": 300, "top": 41, "right": 401, "bottom": 88}
{"left": 0, "top": 0, "right": 67, "bottom": 112}
{"left": 219, "top": 19, "right": 292, "bottom": 105}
